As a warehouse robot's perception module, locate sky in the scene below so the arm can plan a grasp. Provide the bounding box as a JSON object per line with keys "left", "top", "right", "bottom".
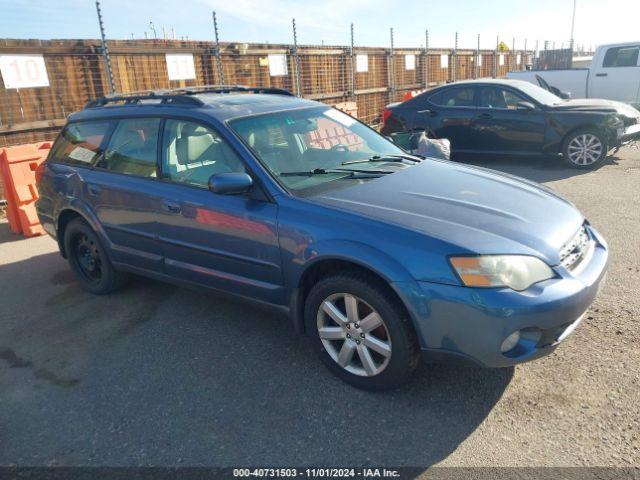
{"left": 1, "top": 0, "right": 638, "bottom": 50}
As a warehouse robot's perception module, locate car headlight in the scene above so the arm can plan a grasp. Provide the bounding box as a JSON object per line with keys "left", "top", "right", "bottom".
{"left": 607, "top": 115, "right": 624, "bottom": 128}
{"left": 449, "top": 255, "right": 555, "bottom": 291}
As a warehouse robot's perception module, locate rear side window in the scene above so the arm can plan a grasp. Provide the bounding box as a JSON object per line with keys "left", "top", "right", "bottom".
{"left": 602, "top": 46, "right": 639, "bottom": 68}
{"left": 49, "top": 121, "right": 112, "bottom": 167}
{"left": 99, "top": 118, "right": 161, "bottom": 178}
{"left": 430, "top": 87, "right": 476, "bottom": 107}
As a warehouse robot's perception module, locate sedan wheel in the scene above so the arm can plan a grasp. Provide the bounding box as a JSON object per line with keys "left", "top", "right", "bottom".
{"left": 563, "top": 130, "right": 607, "bottom": 168}
{"left": 317, "top": 293, "right": 392, "bottom": 377}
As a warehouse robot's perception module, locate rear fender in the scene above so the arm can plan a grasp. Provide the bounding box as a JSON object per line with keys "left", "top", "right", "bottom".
{"left": 55, "top": 200, "right": 113, "bottom": 260}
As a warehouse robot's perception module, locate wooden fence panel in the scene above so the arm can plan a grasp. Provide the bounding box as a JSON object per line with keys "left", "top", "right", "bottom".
{"left": 0, "top": 38, "right": 532, "bottom": 148}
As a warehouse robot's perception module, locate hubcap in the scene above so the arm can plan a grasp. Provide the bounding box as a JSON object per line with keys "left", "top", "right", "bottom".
{"left": 74, "top": 234, "right": 102, "bottom": 282}
{"left": 567, "top": 134, "right": 603, "bottom": 166}
{"left": 317, "top": 293, "right": 392, "bottom": 377}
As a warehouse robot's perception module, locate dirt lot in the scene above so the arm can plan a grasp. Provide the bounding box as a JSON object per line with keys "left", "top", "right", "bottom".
{"left": 0, "top": 148, "right": 638, "bottom": 469}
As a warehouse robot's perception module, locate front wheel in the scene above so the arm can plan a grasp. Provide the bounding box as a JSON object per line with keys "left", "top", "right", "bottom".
{"left": 562, "top": 129, "right": 608, "bottom": 168}
{"left": 304, "top": 272, "right": 420, "bottom": 391}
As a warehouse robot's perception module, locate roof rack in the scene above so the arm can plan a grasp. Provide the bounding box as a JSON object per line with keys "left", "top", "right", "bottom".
{"left": 84, "top": 85, "right": 294, "bottom": 109}
{"left": 177, "top": 85, "right": 294, "bottom": 96}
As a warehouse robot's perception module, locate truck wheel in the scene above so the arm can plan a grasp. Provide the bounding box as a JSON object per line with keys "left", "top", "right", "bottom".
{"left": 64, "top": 218, "right": 128, "bottom": 294}
{"left": 304, "top": 271, "right": 420, "bottom": 391}
{"left": 562, "top": 129, "right": 608, "bottom": 168}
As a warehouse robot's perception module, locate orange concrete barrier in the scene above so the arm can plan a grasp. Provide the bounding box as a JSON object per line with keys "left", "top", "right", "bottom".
{"left": 0, "top": 142, "right": 52, "bottom": 237}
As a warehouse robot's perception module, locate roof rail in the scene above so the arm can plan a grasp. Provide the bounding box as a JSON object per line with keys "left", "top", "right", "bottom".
{"left": 84, "top": 85, "right": 294, "bottom": 109}
{"left": 171, "top": 84, "right": 294, "bottom": 96}
{"left": 84, "top": 92, "right": 203, "bottom": 109}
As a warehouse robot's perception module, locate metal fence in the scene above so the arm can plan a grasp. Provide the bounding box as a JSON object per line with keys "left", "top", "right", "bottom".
{"left": 0, "top": 16, "right": 536, "bottom": 147}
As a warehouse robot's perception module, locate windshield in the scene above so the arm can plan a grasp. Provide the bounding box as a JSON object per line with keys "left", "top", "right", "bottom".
{"left": 229, "top": 106, "right": 407, "bottom": 193}
{"left": 515, "top": 82, "right": 563, "bottom": 106}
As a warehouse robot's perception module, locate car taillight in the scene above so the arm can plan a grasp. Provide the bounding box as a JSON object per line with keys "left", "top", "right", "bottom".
{"left": 35, "top": 161, "right": 46, "bottom": 186}
{"left": 382, "top": 108, "right": 392, "bottom": 125}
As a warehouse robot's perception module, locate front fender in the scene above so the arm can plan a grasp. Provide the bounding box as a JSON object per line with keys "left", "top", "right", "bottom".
{"left": 284, "top": 239, "right": 429, "bottom": 346}
{"left": 288, "top": 239, "right": 415, "bottom": 286}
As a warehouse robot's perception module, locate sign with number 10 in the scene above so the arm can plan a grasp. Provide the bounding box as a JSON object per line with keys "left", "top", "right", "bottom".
{"left": 0, "top": 54, "right": 50, "bottom": 89}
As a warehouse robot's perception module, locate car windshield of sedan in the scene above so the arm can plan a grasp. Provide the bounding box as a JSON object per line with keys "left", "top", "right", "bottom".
{"left": 515, "top": 82, "right": 563, "bottom": 106}
{"left": 229, "top": 106, "right": 410, "bottom": 193}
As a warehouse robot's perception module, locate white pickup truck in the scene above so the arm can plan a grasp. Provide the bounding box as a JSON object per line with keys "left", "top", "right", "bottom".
{"left": 507, "top": 42, "right": 640, "bottom": 109}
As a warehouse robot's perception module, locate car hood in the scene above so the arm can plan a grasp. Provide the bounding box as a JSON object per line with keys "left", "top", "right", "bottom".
{"left": 307, "top": 160, "right": 584, "bottom": 265}
{"left": 553, "top": 98, "right": 640, "bottom": 119}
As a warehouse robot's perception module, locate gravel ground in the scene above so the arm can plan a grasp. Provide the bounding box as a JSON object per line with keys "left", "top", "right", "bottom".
{"left": 0, "top": 147, "right": 638, "bottom": 469}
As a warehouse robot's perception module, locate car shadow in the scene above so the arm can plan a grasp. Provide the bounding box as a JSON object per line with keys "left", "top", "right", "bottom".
{"left": 452, "top": 153, "right": 620, "bottom": 183}
{"left": 0, "top": 251, "right": 514, "bottom": 468}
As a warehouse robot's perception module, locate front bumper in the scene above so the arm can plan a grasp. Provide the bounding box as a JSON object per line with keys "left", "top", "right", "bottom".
{"left": 616, "top": 123, "right": 640, "bottom": 145}
{"left": 397, "top": 225, "right": 609, "bottom": 368}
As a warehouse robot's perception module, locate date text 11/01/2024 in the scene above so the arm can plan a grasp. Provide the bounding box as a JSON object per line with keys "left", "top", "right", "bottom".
{"left": 232, "top": 468, "right": 401, "bottom": 477}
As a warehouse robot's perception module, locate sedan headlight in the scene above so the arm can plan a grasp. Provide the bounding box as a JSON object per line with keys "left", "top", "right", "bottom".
{"left": 607, "top": 115, "right": 624, "bottom": 128}
{"left": 449, "top": 255, "right": 554, "bottom": 291}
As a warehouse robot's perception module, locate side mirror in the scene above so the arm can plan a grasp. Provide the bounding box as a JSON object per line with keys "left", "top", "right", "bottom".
{"left": 550, "top": 86, "right": 571, "bottom": 99}
{"left": 516, "top": 101, "right": 536, "bottom": 111}
{"left": 208, "top": 172, "right": 253, "bottom": 195}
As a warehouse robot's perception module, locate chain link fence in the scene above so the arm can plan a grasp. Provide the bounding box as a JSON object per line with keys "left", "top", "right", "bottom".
{"left": 0, "top": 27, "right": 535, "bottom": 148}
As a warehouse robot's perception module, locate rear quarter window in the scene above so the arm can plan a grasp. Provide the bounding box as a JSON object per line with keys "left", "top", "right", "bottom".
{"left": 49, "top": 121, "right": 113, "bottom": 167}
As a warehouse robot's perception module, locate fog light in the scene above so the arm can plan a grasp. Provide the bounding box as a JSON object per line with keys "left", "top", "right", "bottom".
{"left": 501, "top": 330, "right": 521, "bottom": 353}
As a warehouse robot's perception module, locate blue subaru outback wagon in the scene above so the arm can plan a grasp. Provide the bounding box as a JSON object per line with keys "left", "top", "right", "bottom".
{"left": 36, "top": 86, "right": 608, "bottom": 390}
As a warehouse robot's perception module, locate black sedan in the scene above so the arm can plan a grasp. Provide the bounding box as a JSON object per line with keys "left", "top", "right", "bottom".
{"left": 381, "top": 79, "right": 640, "bottom": 168}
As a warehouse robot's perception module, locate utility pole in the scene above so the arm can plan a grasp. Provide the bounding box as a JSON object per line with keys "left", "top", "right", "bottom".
{"left": 212, "top": 12, "right": 224, "bottom": 85}
{"left": 291, "top": 18, "right": 302, "bottom": 97}
{"left": 350, "top": 23, "right": 356, "bottom": 101}
{"left": 389, "top": 28, "right": 396, "bottom": 98}
{"left": 476, "top": 33, "right": 480, "bottom": 79}
{"left": 95, "top": 1, "right": 115, "bottom": 94}
{"left": 424, "top": 29, "right": 429, "bottom": 88}
{"left": 453, "top": 32, "right": 458, "bottom": 82}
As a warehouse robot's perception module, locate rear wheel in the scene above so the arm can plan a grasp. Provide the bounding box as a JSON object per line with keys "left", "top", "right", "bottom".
{"left": 64, "top": 218, "right": 128, "bottom": 294}
{"left": 562, "top": 129, "right": 608, "bottom": 168}
{"left": 305, "top": 272, "right": 420, "bottom": 390}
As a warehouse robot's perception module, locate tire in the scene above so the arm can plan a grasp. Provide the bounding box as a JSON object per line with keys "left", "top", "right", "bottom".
{"left": 304, "top": 271, "right": 420, "bottom": 391}
{"left": 63, "top": 218, "right": 128, "bottom": 294}
{"left": 562, "top": 128, "right": 608, "bottom": 169}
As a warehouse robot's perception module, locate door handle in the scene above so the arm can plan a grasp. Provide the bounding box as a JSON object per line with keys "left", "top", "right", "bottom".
{"left": 595, "top": 73, "right": 608, "bottom": 77}
{"left": 418, "top": 109, "right": 437, "bottom": 117}
{"left": 87, "top": 184, "right": 101, "bottom": 196}
{"left": 478, "top": 113, "right": 493, "bottom": 119}
{"left": 163, "top": 200, "right": 181, "bottom": 214}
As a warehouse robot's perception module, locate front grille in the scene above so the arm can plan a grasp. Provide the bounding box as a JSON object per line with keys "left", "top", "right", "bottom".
{"left": 559, "top": 226, "right": 591, "bottom": 272}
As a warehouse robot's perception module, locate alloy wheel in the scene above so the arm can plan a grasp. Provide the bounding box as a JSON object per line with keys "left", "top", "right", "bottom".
{"left": 316, "top": 293, "right": 392, "bottom": 376}
{"left": 567, "top": 134, "right": 603, "bottom": 166}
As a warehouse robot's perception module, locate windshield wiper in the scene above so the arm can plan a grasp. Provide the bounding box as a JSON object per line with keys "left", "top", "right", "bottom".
{"left": 280, "top": 167, "right": 393, "bottom": 177}
{"left": 342, "top": 153, "right": 423, "bottom": 166}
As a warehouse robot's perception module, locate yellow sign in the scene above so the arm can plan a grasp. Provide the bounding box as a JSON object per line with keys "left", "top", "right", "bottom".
{"left": 497, "top": 41, "right": 510, "bottom": 52}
